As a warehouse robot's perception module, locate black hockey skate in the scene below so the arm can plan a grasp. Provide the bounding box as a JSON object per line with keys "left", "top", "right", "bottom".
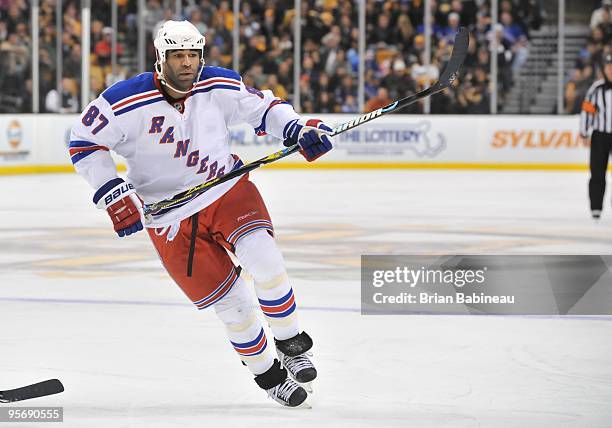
{"left": 275, "top": 332, "right": 317, "bottom": 392}
{"left": 254, "top": 359, "right": 308, "bottom": 408}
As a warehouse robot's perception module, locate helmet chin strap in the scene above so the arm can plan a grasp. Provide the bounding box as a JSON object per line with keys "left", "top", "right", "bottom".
{"left": 156, "top": 60, "right": 205, "bottom": 96}
{"left": 159, "top": 75, "right": 193, "bottom": 95}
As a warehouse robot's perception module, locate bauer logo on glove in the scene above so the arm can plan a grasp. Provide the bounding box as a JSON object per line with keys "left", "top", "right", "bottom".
{"left": 102, "top": 182, "right": 135, "bottom": 206}
{"left": 93, "top": 178, "right": 144, "bottom": 237}
{"left": 284, "top": 118, "right": 334, "bottom": 162}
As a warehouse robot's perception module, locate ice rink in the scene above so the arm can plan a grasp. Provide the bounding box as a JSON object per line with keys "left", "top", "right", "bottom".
{"left": 1, "top": 169, "right": 611, "bottom": 427}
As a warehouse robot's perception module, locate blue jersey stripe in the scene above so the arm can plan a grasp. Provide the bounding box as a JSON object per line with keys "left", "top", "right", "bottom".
{"left": 102, "top": 72, "right": 156, "bottom": 106}
{"left": 231, "top": 225, "right": 274, "bottom": 246}
{"left": 230, "top": 328, "right": 265, "bottom": 349}
{"left": 193, "top": 269, "right": 236, "bottom": 305}
{"left": 263, "top": 303, "right": 297, "bottom": 318}
{"left": 255, "top": 100, "right": 291, "bottom": 136}
{"left": 283, "top": 119, "right": 298, "bottom": 140}
{"left": 191, "top": 84, "right": 240, "bottom": 97}
{"left": 114, "top": 96, "right": 165, "bottom": 116}
{"left": 196, "top": 273, "right": 238, "bottom": 309}
{"left": 71, "top": 150, "right": 99, "bottom": 164}
{"left": 69, "top": 140, "right": 97, "bottom": 148}
{"left": 102, "top": 68, "right": 240, "bottom": 108}
{"left": 198, "top": 66, "right": 241, "bottom": 83}
{"left": 93, "top": 178, "right": 125, "bottom": 204}
{"left": 258, "top": 288, "right": 293, "bottom": 307}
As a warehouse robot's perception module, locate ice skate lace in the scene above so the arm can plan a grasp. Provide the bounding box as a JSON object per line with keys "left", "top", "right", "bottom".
{"left": 269, "top": 378, "right": 298, "bottom": 402}
{"left": 283, "top": 352, "right": 314, "bottom": 374}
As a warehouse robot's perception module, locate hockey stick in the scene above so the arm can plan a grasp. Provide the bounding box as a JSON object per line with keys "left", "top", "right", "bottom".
{"left": 144, "top": 27, "right": 469, "bottom": 219}
{"left": 0, "top": 379, "right": 64, "bottom": 403}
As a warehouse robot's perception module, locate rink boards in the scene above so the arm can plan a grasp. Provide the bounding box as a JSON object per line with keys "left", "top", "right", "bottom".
{"left": 0, "top": 114, "right": 587, "bottom": 174}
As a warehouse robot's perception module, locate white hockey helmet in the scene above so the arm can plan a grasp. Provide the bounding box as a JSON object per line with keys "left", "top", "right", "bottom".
{"left": 154, "top": 20, "right": 206, "bottom": 92}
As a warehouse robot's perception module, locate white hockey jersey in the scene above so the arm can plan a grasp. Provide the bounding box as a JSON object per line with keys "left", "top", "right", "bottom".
{"left": 70, "top": 66, "right": 300, "bottom": 227}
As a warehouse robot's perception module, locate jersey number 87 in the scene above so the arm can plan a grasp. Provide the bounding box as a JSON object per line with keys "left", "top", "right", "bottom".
{"left": 82, "top": 105, "right": 109, "bottom": 135}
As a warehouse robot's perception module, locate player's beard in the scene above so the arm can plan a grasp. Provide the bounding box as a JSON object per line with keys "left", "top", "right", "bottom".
{"left": 163, "top": 64, "right": 196, "bottom": 93}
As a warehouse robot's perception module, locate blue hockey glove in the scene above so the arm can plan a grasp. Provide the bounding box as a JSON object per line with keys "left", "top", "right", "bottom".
{"left": 284, "top": 118, "right": 334, "bottom": 162}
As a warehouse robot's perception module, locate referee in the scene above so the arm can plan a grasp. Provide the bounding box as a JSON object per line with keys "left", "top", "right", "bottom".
{"left": 581, "top": 52, "right": 612, "bottom": 219}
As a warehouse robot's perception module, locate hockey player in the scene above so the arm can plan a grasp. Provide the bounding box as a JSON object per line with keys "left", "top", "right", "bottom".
{"left": 69, "top": 20, "right": 334, "bottom": 407}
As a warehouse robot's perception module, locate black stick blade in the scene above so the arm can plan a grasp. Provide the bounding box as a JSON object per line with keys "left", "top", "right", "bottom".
{"left": 0, "top": 379, "right": 64, "bottom": 403}
{"left": 435, "top": 27, "right": 470, "bottom": 90}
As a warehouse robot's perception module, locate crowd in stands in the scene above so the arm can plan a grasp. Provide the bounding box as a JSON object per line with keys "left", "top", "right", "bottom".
{"left": 0, "top": 0, "right": 32, "bottom": 112}
{"left": 238, "top": 0, "right": 542, "bottom": 114}
{"left": 0, "top": 0, "right": 134, "bottom": 113}
{"left": 0, "top": 0, "right": 544, "bottom": 115}
{"left": 564, "top": 0, "right": 612, "bottom": 115}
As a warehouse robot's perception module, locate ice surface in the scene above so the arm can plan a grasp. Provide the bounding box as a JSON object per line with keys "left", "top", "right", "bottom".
{"left": 1, "top": 170, "right": 611, "bottom": 427}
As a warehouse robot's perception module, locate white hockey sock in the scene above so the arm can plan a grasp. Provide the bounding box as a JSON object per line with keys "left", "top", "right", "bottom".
{"left": 235, "top": 230, "right": 300, "bottom": 341}
{"left": 214, "top": 277, "right": 274, "bottom": 375}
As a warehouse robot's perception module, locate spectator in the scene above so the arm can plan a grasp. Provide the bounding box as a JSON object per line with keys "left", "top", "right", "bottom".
{"left": 500, "top": 12, "right": 526, "bottom": 45}
{"left": 316, "top": 91, "right": 337, "bottom": 113}
{"left": 411, "top": 54, "right": 440, "bottom": 90}
{"left": 91, "top": 20, "right": 105, "bottom": 48}
{"left": 45, "top": 77, "right": 79, "bottom": 113}
{"left": 94, "top": 27, "right": 124, "bottom": 68}
{"left": 341, "top": 94, "right": 358, "bottom": 113}
{"left": 0, "top": 21, "right": 7, "bottom": 42}
{"left": 144, "top": 0, "right": 164, "bottom": 32}
{"left": 335, "top": 73, "right": 357, "bottom": 107}
{"left": 105, "top": 64, "right": 128, "bottom": 89}
{"left": 321, "top": 26, "right": 342, "bottom": 76}
{"left": 369, "top": 13, "right": 395, "bottom": 46}
{"left": 394, "top": 14, "right": 414, "bottom": 50}
{"left": 262, "top": 74, "right": 288, "bottom": 101}
{"left": 5, "top": 1, "right": 28, "bottom": 34}
{"left": 450, "top": 0, "right": 475, "bottom": 27}
{"left": 457, "top": 82, "right": 490, "bottom": 114}
{"left": 382, "top": 59, "right": 416, "bottom": 101}
{"left": 64, "top": 44, "right": 81, "bottom": 81}
{"left": 489, "top": 24, "right": 514, "bottom": 95}
{"left": 416, "top": 14, "right": 444, "bottom": 41}
{"left": 190, "top": 9, "right": 208, "bottom": 36}
{"left": 591, "top": 0, "right": 612, "bottom": 30}
{"left": 577, "top": 40, "right": 600, "bottom": 70}
{"left": 564, "top": 81, "right": 582, "bottom": 115}
{"left": 440, "top": 12, "right": 461, "bottom": 45}
{"left": 566, "top": 2, "right": 612, "bottom": 111}
{"left": 500, "top": 12, "right": 529, "bottom": 71}
{"left": 365, "top": 87, "right": 392, "bottom": 113}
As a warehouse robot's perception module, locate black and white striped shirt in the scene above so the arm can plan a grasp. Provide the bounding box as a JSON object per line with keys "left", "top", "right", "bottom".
{"left": 580, "top": 79, "right": 612, "bottom": 136}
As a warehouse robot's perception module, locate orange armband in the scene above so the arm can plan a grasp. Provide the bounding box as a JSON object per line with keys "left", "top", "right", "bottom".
{"left": 582, "top": 101, "right": 597, "bottom": 114}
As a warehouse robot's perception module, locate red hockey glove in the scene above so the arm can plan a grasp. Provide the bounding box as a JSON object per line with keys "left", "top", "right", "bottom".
{"left": 93, "top": 178, "right": 144, "bottom": 237}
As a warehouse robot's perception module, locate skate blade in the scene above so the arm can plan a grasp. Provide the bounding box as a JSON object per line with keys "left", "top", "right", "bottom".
{"left": 300, "top": 381, "right": 313, "bottom": 394}
{"left": 295, "top": 400, "right": 312, "bottom": 409}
